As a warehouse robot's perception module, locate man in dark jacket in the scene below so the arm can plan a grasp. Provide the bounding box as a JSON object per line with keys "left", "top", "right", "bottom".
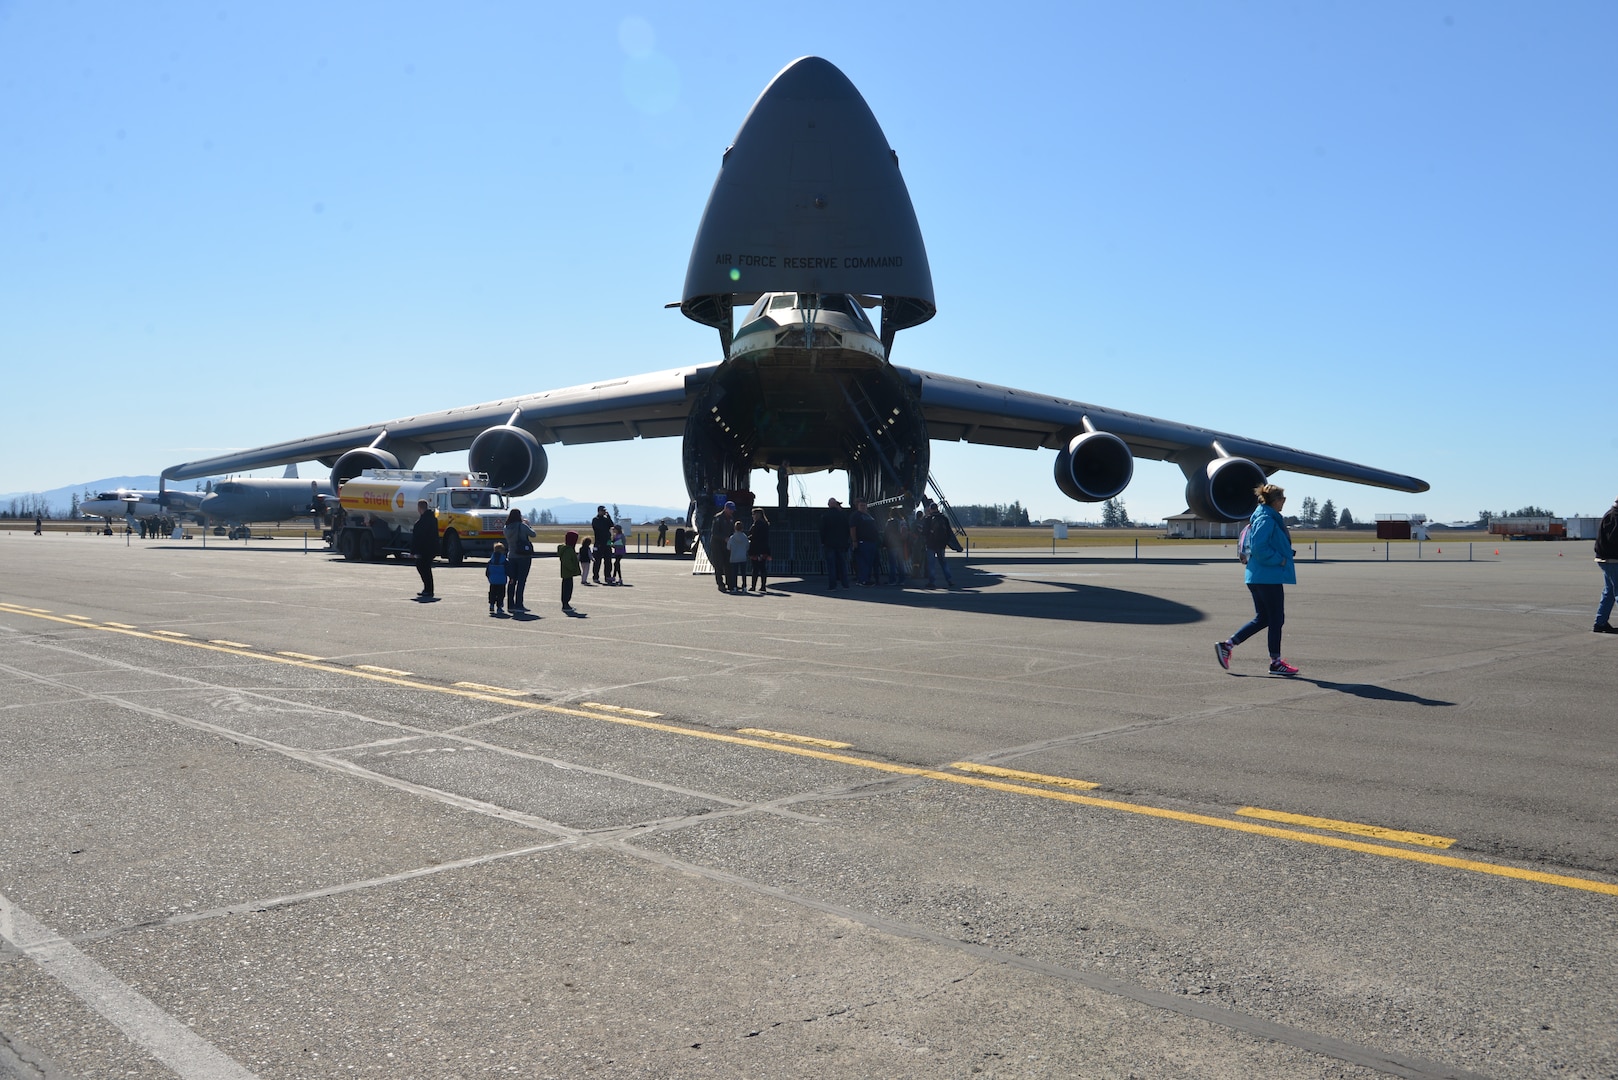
{"left": 922, "top": 500, "right": 958, "bottom": 588}
{"left": 591, "top": 506, "right": 613, "bottom": 583}
{"left": 411, "top": 500, "right": 438, "bottom": 598}
{"left": 819, "top": 498, "right": 851, "bottom": 590}
{"left": 850, "top": 498, "right": 882, "bottom": 586}
{"left": 1594, "top": 497, "right": 1618, "bottom": 633}
{"left": 709, "top": 501, "right": 738, "bottom": 591}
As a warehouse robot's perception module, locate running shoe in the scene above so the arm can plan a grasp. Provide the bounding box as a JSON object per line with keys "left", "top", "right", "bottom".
{"left": 1214, "top": 641, "right": 1232, "bottom": 671}
{"left": 1268, "top": 658, "right": 1299, "bottom": 676}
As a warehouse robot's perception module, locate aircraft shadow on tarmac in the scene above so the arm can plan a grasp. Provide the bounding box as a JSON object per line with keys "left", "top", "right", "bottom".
{"left": 971, "top": 554, "right": 1235, "bottom": 568}
{"left": 1229, "top": 673, "right": 1455, "bottom": 707}
{"left": 764, "top": 566, "right": 1202, "bottom": 625}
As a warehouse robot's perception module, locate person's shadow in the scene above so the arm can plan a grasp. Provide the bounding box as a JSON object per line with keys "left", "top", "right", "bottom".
{"left": 1232, "top": 674, "right": 1453, "bottom": 706}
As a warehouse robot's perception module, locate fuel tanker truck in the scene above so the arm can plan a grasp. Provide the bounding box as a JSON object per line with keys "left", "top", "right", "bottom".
{"left": 331, "top": 470, "right": 510, "bottom": 564}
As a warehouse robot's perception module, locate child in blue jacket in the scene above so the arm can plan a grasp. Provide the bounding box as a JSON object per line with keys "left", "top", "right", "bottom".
{"left": 486, "top": 543, "right": 509, "bottom": 616}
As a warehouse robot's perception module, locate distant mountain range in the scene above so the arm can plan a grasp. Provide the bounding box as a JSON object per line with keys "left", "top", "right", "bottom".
{"left": 1, "top": 475, "right": 686, "bottom": 525}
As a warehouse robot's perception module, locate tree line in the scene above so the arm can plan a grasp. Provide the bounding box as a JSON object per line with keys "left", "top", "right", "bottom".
{"left": 950, "top": 502, "right": 1033, "bottom": 528}
{"left": 1476, "top": 507, "right": 1554, "bottom": 526}
{"left": 2, "top": 494, "right": 61, "bottom": 519}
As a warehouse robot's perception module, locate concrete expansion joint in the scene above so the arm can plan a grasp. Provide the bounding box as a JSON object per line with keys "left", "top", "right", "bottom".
{"left": 0, "top": 1030, "right": 55, "bottom": 1080}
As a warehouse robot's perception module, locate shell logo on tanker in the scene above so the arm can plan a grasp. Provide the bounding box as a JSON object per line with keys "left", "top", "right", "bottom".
{"left": 339, "top": 483, "right": 407, "bottom": 513}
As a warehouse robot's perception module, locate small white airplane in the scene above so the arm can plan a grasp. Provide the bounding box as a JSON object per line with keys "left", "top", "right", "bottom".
{"left": 80, "top": 488, "right": 205, "bottom": 523}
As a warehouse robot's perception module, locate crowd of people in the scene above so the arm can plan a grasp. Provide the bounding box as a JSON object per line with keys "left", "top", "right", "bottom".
{"left": 707, "top": 500, "right": 775, "bottom": 594}
{"left": 418, "top": 503, "right": 634, "bottom": 616}
{"left": 814, "top": 496, "right": 960, "bottom": 591}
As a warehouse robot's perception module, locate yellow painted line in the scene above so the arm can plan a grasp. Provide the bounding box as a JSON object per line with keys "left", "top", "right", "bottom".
{"left": 582, "top": 702, "right": 662, "bottom": 718}
{"left": 60, "top": 614, "right": 94, "bottom": 621}
{"left": 357, "top": 665, "right": 415, "bottom": 677}
{"left": 950, "top": 762, "right": 1101, "bottom": 790}
{"left": 153, "top": 630, "right": 191, "bottom": 638}
{"left": 208, "top": 640, "right": 253, "bottom": 648}
{"left": 4, "top": 603, "right": 1615, "bottom": 898}
{"left": 1237, "top": 807, "right": 1456, "bottom": 849}
{"left": 277, "top": 651, "right": 324, "bottom": 660}
{"left": 104, "top": 622, "right": 138, "bottom": 629}
{"left": 737, "top": 727, "right": 853, "bottom": 749}
{"left": 453, "top": 681, "right": 528, "bottom": 696}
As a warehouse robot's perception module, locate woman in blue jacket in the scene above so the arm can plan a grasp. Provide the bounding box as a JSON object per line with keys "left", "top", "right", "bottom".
{"left": 1215, "top": 484, "right": 1299, "bottom": 675}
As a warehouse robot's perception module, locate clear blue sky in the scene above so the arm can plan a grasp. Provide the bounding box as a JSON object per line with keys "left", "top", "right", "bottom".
{"left": 3, "top": 2, "right": 1613, "bottom": 522}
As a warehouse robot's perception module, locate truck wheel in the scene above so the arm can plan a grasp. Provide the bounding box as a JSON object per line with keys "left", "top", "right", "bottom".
{"left": 356, "top": 531, "right": 374, "bottom": 562}
{"left": 338, "top": 531, "right": 357, "bottom": 560}
{"left": 444, "top": 531, "right": 464, "bottom": 566}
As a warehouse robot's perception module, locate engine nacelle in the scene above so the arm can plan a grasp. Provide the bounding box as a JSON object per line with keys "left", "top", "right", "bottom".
{"left": 468, "top": 425, "right": 548, "bottom": 496}
{"left": 330, "top": 447, "right": 402, "bottom": 490}
{"left": 1185, "top": 457, "right": 1266, "bottom": 522}
{"left": 1053, "top": 431, "right": 1134, "bottom": 503}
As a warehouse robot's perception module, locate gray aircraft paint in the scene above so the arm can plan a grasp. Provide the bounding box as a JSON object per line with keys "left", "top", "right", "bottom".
{"left": 198, "top": 477, "right": 334, "bottom": 527}
{"left": 681, "top": 56, "right": 935, "bottom": 347}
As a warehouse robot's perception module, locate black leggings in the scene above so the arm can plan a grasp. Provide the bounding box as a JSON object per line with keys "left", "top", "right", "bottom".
{"left": 1232, "top": 583, "right": 1286, "bottom": 657}
{"left": 506, "top": 557, "right": 531, "bottom": 608}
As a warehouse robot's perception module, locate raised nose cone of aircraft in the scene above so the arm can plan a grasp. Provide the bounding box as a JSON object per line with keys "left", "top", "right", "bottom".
{"left": 682, "top": 57, "right": 934, "bottom": 345}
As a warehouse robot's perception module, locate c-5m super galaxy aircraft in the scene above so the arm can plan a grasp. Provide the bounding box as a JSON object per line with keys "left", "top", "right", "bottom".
{"left": 161, "top": 57, "right": 1426, "bottom": 558}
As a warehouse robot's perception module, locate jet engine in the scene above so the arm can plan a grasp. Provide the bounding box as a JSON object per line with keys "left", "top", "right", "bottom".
{"left": 468, "top": 425, "right": 548, "bottom": 496}
{"left": 1053, "top": 431, "right": 1133, "bottom": 503}
{"left": 330, "top": 447, "right": 401, "bottom": 490}
{"left": 1184, "top": 457, "right": 1267, "bottom": 522}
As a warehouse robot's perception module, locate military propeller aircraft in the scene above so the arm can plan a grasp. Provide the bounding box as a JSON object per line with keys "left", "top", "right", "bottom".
{"left": 161, "top": 57, "right": 1426, "bottom": 557}
{"left": 80, "top": 487, "right": 205, "bottom": 524}
{"left": 196, "top": 470, "right": 334, "bottom": 537}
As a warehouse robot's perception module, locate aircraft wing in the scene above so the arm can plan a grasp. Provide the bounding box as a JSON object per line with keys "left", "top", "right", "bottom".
{"left": 900, "top": 367, "right": 1429, "bottom": 492}
{"left": 161, "top": 357, "right": 1423, "bottom": 504}
{"left": 162, "top": 365, "right": 716, "bottom": 483}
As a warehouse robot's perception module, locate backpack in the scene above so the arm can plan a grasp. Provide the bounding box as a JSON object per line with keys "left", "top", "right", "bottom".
{"left": 1236, "top": 524, "right": 1252, "bottom": 565}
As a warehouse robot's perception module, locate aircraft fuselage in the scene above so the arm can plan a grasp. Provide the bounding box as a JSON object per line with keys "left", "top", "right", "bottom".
{"left": 80, "top": 489, "right": 203, "bottom": 521}
{"left": 683, "top": 292, "right": 930, "bottom": 512}
{"left": 198, "top": 478, "right": 332, "bottom": 527}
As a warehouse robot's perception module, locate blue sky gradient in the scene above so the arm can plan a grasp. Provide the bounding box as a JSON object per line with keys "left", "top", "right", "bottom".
{"left": 3, "top": 3, "right": 1613, "bottom": 521}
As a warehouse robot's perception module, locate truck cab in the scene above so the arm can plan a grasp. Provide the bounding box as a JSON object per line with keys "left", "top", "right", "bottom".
{"left": 435, "top": 486, "right": 509, "bottom": 564}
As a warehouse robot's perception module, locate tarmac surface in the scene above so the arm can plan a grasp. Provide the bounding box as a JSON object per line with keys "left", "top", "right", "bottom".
{"left": 1, "top": 529, "right": 1613, "bottom": 1079}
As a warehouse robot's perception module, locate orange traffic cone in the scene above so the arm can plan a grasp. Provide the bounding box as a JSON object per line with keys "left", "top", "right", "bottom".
{"left": 1494, "top": 549, "right": 1500, "bottom": 555}
{"left": 1436, "top": 548, "right": 1441, "bottom": 554}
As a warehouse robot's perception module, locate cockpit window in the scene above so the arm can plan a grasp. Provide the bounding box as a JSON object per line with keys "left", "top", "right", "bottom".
{"left": 799, "top": 293, "right": 875, "bottom": 333}
{"left": 769, "top": 294, "right": 796, "bottom": 310}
